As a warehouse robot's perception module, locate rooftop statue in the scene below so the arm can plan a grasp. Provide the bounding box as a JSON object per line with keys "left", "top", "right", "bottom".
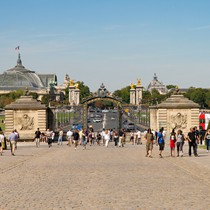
{"left": 69, "top": 80, "right": 75, "bottom": 86}
{"left": 98, "top": 83, "right": 108, "bottom": 98}
{"left": 64, "top": 74, "right": 70, "bottom": 86}
{"left": 75, "top": 83, "right": 79, "bottom": 89}
{"left": 137, "top": 79, "right": 141, "bottom": 86}
{"left": 25, "top": 87, "right": 29, "bottom": 96}
{"left": 174, "top": 86, "right": 180, "bottom": 94}
{"left": 130, "top": 83, "right": 135, "bottom": 89}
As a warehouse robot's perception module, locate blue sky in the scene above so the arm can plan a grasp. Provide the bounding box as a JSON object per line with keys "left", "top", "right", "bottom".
{"left": 0, "top": 0, "right": 210, "bottom": 92}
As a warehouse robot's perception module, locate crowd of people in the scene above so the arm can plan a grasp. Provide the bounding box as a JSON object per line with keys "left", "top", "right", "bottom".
{"left": 144, "top": 126, "right": 210, "bottom": 158}
{"left": 0, "top": 125, "right": 210, "bottom": 157}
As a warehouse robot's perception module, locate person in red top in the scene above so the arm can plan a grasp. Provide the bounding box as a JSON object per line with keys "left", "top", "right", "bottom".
{"left": 170, "top": 129, "right": 176, "bottom": 157}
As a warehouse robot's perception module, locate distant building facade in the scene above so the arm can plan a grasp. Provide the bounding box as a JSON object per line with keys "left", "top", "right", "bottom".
{"left": 147, "top": 73, "right": 168, "bottom": 95}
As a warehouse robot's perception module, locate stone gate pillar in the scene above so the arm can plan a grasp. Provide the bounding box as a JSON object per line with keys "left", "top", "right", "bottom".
{"left": 135, "top": 79, "right": 143, "bottom": 105}
{"left": 74, "top": 89, "right": 80, "bottom": 105}
{"left": 130, "top": 83, "right": 136, "bottom": 105}
{"left": 69, "top": 85, "right": 75, "bottom": 106}
{"left": 5, "top": 96, "right": 47, "bottom": 140}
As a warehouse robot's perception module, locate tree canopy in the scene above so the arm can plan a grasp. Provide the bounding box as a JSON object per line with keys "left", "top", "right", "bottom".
{"left": 113, "top": 86, "right": 130, "bottom": 103}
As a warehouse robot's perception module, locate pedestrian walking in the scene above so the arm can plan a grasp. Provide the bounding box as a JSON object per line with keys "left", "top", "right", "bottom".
{"left": 57, "top": 128, "right": 63, "bottom": 145}
{"left": 0, "top": 131, "right": 4, "bottom": 156}
{"left": 104, "top": 129, "right": 110, "bottom": 147}
{"left": 66, "top": 129, "right": 73, "bottom": 146}
{"left": 73, "top": 129, "right": 80, "bottom": 150}
{"left": 118, "top": 129, "right": 124, "bottom": 147}
{"left": 8, "top": 130, "right": 17, "bottom": 155}
{"left": 136, "top": 130, "right": 142, "bottom": 145}
{"left": 96, "top": 132, "right": 101, "bottom": 146}
{"left": 88, "top": 130, "right": 93, "bottom": 146}
{"left": 204, "top": 129, "right": 210, "bottom": 153}
{"left": 157, "top": 128, "right": 165, "bottom": 158}
{"left": 130, "top": 130, "right": 135, "bottom": 144}
{"left": 145, "top": 128, "right": 154, "bottom": 158}
{"left": 14, "top": 129, "right": 19, "bottom": 150}
{"left": 34, "top": 128, "right": 41, "bottom": 148}
{"left": 187, "top": 127, "right": 198, "bottom": 157}
{"left": 113, "top": 131, "right": 119, "bottom": 147}
{"left": 46, "top": 128, "right": 53, "bottom": 148}
{"left": 176, "top": 130, "right": 185, "bottom": 157}
{"left": 170, "top": 129, "right": 176, "bottom": 157}
{"left": 101, "top": 129, "right": 105, "bottom": 146}
{"left": 81, "top": 129, "right": 87, "bottom": 149}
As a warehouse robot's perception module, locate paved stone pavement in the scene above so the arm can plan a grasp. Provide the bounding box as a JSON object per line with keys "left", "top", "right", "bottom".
{"left": 0, "top": 140, "right": 210, "bottom": 210}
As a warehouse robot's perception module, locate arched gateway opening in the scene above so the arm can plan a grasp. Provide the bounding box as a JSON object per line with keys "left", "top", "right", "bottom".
{"left": 81, "top": 84, "right": 122, "bottom": 130}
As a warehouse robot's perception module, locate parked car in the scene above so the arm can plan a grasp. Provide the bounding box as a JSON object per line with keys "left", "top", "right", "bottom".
{"left": 93, "top": 118, "right": 102, "bottom": 123}
{"left": 102, "top": 109, "right": 109, "bottom": 113}
{"left": 90, "top": 113, "right": 95, "bottom": 118}
{"left": 125, "top": 122, "right": 135, "bottom": 131}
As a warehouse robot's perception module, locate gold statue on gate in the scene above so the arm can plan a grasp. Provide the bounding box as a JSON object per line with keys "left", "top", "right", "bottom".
{"left": 130, "top": 83, "right": 135, "bottom": 89}
{"left": 69, "top": 80, "right": 74, "bottom": 86}
{"left": 75, "top": 83, "right": 79, "bottom": 89}
{"left": 137, "top": 78, "right": 141, "bottom": 86}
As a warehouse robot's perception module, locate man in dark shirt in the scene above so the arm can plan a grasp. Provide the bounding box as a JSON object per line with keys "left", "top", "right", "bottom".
{"left": 187, "top": 127, "right": 198, "bottom": 157}
{"left": 73, "top": 130, "right": 79, "bottom": 150}
{"left": 35, "top": 128, "right": 41, "bottom": 148}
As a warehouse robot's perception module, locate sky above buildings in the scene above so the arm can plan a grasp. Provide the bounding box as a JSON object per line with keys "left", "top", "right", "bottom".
{"left": 0, "top": 0, "right": 210, "bottom": 92}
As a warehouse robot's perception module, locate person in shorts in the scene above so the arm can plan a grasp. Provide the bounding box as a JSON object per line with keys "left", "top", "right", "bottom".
{"left": 73, "top": 129, "right": 80, "bottom": 150}
{"left": 157, "top": 128, "right": 165, "bottom": 158}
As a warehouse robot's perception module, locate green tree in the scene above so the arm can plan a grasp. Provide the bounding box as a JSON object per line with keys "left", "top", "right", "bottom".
{"left": 77, "top": 81, "right": 91, "bottom": 101}
{"left": 29, "top": 92, "right": 38, "bottom": 99}
{"left": 113, "top": 86, "right": 130, "bottom": 103}
{"left": 166, "top": 85, "right": 176, "bottom": 90}
{"left": 184, "top": 88, "right": 206, "bottom": 108}
{"left": 142, "top": 90, "right": 152, "bottom": 104}
{"left": 205, "top": 91, "right": 210, "bottom": 107}
{"left": 41, "top": 95, "right": 50, "bottom": 105}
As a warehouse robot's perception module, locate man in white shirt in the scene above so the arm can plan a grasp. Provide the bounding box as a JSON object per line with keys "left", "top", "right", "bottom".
{"left": 136, "top": 130, "right": 142, "bottom": 145}
{"left": 66, "top": 129, "right": 73, "bottom": 146}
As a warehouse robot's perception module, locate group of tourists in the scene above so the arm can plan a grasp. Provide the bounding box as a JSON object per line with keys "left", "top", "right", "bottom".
{"left": 144, "top": 126, "right": 210, "bottom": 158}
{"left": 65, "top": 127, "right": 127, "bottom": 150}
{"left": 1, "top": 125, "right": 210, "bottom": 157}
{"left": 0, "top": 129, "right": 19, "bottom": 156}
{"left": 33, "top": 127, "right": 127, "bottom": 150}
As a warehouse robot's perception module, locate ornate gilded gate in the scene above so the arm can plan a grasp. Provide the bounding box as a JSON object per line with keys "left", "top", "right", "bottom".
{"left": 81, "top": 84, "right": 123, "bottom": 129}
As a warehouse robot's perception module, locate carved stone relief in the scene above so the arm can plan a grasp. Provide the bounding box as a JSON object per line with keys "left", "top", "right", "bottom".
{"left": 170, "top": 113, "right": 187, "bottom": 129}
{"left": 18, "top": 114, "right": 34, "bottom": 130}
